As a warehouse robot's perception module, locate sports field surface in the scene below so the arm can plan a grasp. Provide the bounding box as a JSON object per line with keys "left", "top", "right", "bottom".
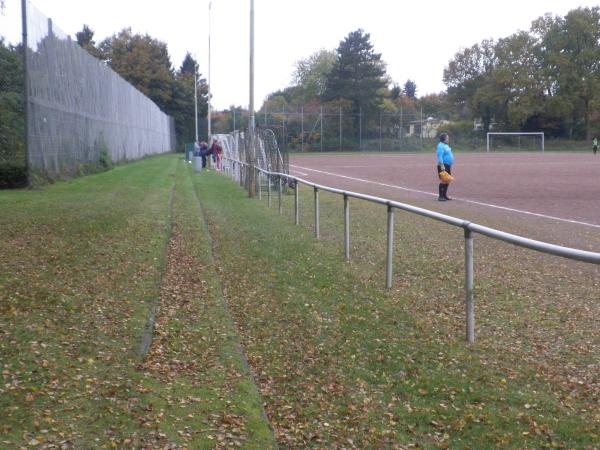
{"left": 290, "top": 152, "right": 600, "bottom": 252}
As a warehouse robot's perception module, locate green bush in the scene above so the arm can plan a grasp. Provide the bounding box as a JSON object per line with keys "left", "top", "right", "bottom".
{"left": 98, "top": 146, "right": 114, "bottom": 171}
{"left": 0, "top": 162, "right": 27, "bottom": 188}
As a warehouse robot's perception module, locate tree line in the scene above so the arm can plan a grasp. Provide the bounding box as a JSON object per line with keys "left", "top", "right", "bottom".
{"left": 0, "top": 38, "right": 25, "bottom": 185}
{"left": 445, "top": 7, "right": 600, "bottom": 140}
{"left": 255, "top": 6, "right": 600, "bottom": 143}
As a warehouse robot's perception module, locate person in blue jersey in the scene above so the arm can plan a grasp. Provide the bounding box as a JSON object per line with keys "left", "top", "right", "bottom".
{"left": 436, "top": 133, "right": 454, "bottom": 201}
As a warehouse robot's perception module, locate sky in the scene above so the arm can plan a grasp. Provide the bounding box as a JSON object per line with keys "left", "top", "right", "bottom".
{"left": 1, "top": 0, "right": 600, "bottom": 110}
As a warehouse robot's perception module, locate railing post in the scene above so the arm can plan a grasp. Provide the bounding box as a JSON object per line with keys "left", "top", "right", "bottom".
{"left": 255, "top": 167, "right": 259, "bottom": 197}
{"left": 294, "top": 181, "right": 299, "bottom": 225}
{"left": 386, "top": 204, "right": 394, "bottom": 289}
{"left": 278, "top": 176, "right": 282, "bottom": 215}
{"left": 258, "top": 170, "right": 262, "bottom": 200}
{"left": 267, "top": 174, "right": 272, "bottom": 208}
{"left": 344, "top": 194, "right": 350, "bottom": 260}
{"left": 464, "top": 227, "right": 475, "bottom": 343}
{"left": 314, "top": 187, "right": 320, "bottom": 238}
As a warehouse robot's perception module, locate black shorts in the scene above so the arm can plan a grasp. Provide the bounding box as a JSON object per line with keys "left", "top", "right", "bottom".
{"left": 437, "top": 164, "right": 452, "bottom": 176}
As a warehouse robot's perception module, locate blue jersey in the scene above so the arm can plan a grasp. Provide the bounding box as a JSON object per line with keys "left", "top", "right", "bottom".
{"left": 436, "top": 142, "right": 454, "bottom": 166}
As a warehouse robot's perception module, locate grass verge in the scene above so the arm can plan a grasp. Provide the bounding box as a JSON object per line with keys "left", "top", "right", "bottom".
{"left": 194, "top": 171, "right": 600, "bottom": 448}
{"left": 0, "top": 155, "right": 274, "bottom": 448}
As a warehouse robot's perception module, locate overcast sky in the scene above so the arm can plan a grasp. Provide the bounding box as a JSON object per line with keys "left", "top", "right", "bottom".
{"left": 1, "top": 0, "right": 599, "bottom": 110}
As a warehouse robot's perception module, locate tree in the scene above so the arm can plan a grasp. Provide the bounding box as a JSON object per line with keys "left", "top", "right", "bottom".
{"left": 403, "top": 80, "right": 417, "bottom": 99}
{"left": 179, "top": 52, "right": 197, "bottom": 76}
{"left": 420, "top": 93, "right": 455, "bottom": 120}
{"left": 444, "top": 40, "right": 498, "bottom": 132}
{"left": 491, "top": 32, "right": 542, "bottom": 129}
{"left": 533, "top": 7, "right": 600, "bottom": 139}
{"left": 75, "top": 25, "right": 102, "bottom": 59}
{"left": 98, "top": 28, "right": 175, "bottom": 112}
{"left": 292, "top": 49, "right": 336, "bottom": 101}
{"left": 390, "top": 84, "right": 401, "bottom": 100}
{"left": 0, "top": 39, "right": 25, "bottom": 165}
{"left": 169, "top": 53, "right": 208, "bottom": 147}
{"left": 323, "top": 29, "right": 388, "bottom": 117}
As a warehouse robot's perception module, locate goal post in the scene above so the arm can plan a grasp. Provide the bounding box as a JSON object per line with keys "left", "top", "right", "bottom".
{"left": 487, "top": 132, "right": 545, "bottom": 152}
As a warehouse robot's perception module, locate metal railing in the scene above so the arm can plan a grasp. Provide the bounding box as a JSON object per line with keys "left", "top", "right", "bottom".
{"left": 222, "top": 157, "right": 600, "bottom": 343}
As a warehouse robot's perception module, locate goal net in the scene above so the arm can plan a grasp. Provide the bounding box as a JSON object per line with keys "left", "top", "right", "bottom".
{"left": 487, "top": 132, "right": 545, "bottom": 152}
{"left": 215, "top": 128, "right": 288, "bottom": 184}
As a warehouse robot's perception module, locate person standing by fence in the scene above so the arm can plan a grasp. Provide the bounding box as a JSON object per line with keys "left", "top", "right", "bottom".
{"left": 593, "top": 137, "right": 598, "bottom": 155}
{"left": 436, "top": 133, "right": 454, "bottom": 201}
{"left": 199, "top": 141, "right": 209, "bottom": 169}
{"left": 214, "top": 140, "right": 223, "bottom": 171}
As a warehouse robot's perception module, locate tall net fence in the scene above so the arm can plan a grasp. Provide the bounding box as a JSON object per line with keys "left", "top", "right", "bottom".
{"left": 210, "top": 105, "right": 458, "bottom": 152}
{"left": 22, "top": 1, "right": 175, "bottom": 178}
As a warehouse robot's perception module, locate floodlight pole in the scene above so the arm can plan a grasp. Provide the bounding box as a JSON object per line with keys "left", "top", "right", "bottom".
{"left": 248, "top": 0, "right": 256, "bottom": 197}
{"left": 249, "top": 0, "right": 255, "bottom": 135}
{"left": 207, "top": 1, "right": 212, "bottom": 139}
{"left": 21, "top": 0, "right": 30, "bottom": 185}
{"left": 194, "top": 70, "right": 198, "bottom": 142}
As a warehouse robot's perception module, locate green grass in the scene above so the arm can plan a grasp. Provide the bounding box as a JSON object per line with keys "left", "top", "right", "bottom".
{"left": 0, "top": 155, "right": 274, "bottom": 448}
{"left": 193, "top": 173, "right": 600, "bottom": 448}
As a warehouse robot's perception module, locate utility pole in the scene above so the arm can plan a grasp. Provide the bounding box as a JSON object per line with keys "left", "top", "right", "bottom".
{"left": 248, "top": 0, "right": 256, "bottom": 197}
{"left": 207, "top": 1, "right": 212, "bottom": 139}
{"left": 194, "top": 70, "right": 198, "bottom": 142}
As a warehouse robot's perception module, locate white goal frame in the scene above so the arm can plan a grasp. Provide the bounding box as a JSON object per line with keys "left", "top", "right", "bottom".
{"left": 486, "top": 132, "right": 545, "bottom": 152}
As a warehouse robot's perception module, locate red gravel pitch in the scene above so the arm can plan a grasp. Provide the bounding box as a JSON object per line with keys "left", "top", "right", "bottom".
{"left": 290, "top": 152, "right": 600, "bottom": 252}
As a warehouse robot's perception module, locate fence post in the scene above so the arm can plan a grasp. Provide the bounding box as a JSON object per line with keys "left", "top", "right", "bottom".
{"left": 301, "top": 104, "right": 304, "bottom": 152}
{"left": 278, "top": 176, "right": 282, "bottom": 215}
{"left": 400, "top": 104, "right": 403, "bottom": 148}
{"left": 320, "top": 105, "right": 323, "bottom": 152}
{"left": 379, "top": 112, "right": 383, "bottom": 152}
{"left": 386, "top": 204, "right": 394, "bottom": 289}
{"left": 282, "top": 104, "right": 286, "bottom": 154}
{"left": 314, "top": 187, "right": 320, "bottom": 238}
{"left": 294, "top": 181, "right": 299, "bottom": 225}
{"left": 256, "top": 167, "right": 260, "bottom": 197}
{"left": 339, "top": 107, "right": 342, "bottom": 151}
{"left": 420, "top": 105, "right": 424, "bottom": 149}
{"left": 464, "top": 228, "right": 475, "bottom": 343}
{"left": 344, "top": 194, "right": 350, "bottom": 260}
{"left": 267, "top": 174, "right": 272, "bottom": 208}
{"left": 359, "top": 107, "right": 362, "bottom": 150}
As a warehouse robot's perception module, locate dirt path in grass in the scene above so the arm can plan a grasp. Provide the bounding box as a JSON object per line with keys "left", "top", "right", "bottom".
{"left": 137, "top": 167, "right": 276, "bottom": 449}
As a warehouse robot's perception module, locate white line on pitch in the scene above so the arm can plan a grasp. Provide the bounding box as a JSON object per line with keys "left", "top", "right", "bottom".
{"left": 291, "top": 170, "right": 309, "bottom": 176}
{"left": 289, "top": 164, "right": 600, "bottom": 229}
